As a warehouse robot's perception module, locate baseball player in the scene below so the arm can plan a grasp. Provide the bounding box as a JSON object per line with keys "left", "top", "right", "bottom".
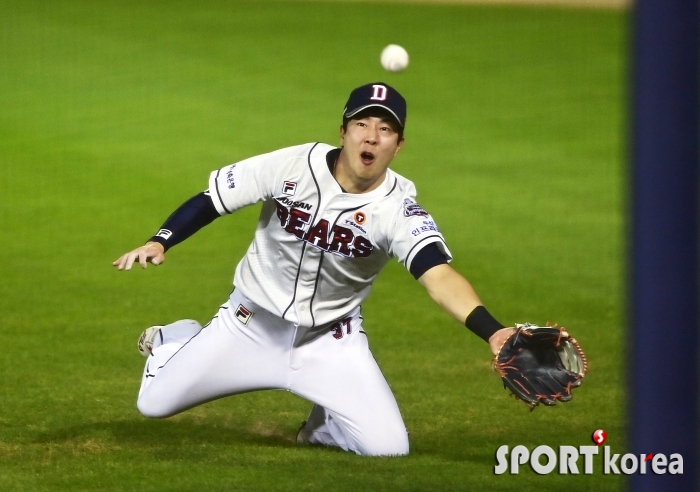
{"left": 113, "top": 82, "right": 515, "bottom": 456}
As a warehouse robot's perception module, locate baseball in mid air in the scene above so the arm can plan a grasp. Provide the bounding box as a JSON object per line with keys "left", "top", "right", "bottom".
{"left": 380, "top": 44, "right": 409, "bottom": 72}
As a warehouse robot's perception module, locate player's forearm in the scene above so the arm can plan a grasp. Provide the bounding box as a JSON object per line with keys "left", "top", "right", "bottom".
{"left": 148, "top": 192, "right": 220, "bottom": 251}
{"left": 420, "top": 264, "right": 482, "bottom": 321}
{"left": 419, "top": 264, "right": 504, "bottom": 342}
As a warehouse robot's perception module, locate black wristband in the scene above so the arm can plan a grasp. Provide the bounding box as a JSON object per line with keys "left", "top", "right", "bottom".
{"left": 148, "top": 235, "right": 168, "bottom": 250}
{"left": 465, "top": 305, "right": 505, "bottom": 342}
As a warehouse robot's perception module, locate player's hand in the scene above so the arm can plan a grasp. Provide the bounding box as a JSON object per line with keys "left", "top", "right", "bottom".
{"left": 113, "top": 242, "right": 165, "bottom": 270}
{"left": 488, "top": 327, "right": 516, "bottom": 356}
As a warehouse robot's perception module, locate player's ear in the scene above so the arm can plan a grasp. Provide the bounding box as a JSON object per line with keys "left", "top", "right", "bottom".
{"left": 394, "top": 136, "right": 405, "bottom": 156}
{"left": 339, "top": 125, "right": 346, "bottom": 145}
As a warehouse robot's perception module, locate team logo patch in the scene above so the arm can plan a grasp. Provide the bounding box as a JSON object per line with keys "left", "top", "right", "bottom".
{"left": 353, "top": 211, "right": 367, "bottom": 225}
{"left": 403, "top": 198, "right": 428, "bottom": 217}
{"left": 235, "top": 304, "right": 253, "bottom": 325}
{"left": 282, "top": 181, "right": 297, "bottom": 196}
{"left": 156, "top": 229, "right": 172, "bottom": 240}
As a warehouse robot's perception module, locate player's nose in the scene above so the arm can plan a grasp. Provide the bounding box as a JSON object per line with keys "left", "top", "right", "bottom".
{"left": 364, "top": 128, "right": 379, "bottom": 144}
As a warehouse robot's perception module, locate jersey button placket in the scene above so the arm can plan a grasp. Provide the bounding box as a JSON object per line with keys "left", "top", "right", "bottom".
{"left": 295, "top": 247, "right": 322, "bottom": 327}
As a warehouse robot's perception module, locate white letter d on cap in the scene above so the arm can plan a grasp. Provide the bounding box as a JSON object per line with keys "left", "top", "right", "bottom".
{"left": 370, "top": 85, "right": 387, "bottom": 101}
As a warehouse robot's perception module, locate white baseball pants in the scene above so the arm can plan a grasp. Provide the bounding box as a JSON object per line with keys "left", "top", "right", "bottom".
{"left": 136, "top": 289, "right": 409, "bottom": 456}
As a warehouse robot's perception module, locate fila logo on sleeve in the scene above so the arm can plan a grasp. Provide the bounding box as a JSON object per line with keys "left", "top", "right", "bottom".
{"left": 283, "top": 181, "right": 297, "bottom": 196}
{"left": 370, "top": 85, "right": 387, "bottom": 101}
{"left": 235, "top": 304, "right": 253, "bottom": 325}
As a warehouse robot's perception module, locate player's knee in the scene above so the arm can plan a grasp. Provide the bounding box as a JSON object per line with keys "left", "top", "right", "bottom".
{"left": 356, "top": 427, "right": 410, "bottom": 457}
{"left": 359, "top": 440, "right": 409, "bottom": 457}
{"left": 137, "top": 391, "right": 178, "bottom": 419}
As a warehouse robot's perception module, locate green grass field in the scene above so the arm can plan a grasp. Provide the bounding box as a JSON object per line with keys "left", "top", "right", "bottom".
{"left": 0, "top": 1, "right": 626, "bottom": 490}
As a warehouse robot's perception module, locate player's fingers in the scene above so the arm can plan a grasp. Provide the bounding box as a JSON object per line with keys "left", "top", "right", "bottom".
{"left": 152, "top": 253, "right": 165, "bottom": 266}
{"left": 113, "top": 254, "right": 126, "bottom": 268}
{"left": 138, "top": 251, "right": 149, "bottom": 269}
{"left": 124, "top": 251, "right": 138, "bottom": 271}
{"left": 117, "top": 253, "right": 132, "bottom": 270}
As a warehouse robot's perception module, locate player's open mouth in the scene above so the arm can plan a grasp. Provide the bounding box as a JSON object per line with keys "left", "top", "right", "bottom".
{"left": 360, "top": 151, "right": 375, "bottom": 165}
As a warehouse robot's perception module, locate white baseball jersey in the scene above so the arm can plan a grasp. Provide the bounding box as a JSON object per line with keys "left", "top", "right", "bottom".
{"left": 207, "top": 142, "right": 452, "bottom": 327}
{"left": 136, "top": 141, "right": 451, "bottom": 456}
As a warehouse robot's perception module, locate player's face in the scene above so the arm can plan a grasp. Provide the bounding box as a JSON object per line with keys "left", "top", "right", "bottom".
{"left": 337, "top": 111, "right": 404, "bottom": 193}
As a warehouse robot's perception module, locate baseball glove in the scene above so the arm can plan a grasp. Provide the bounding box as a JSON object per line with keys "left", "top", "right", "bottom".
{"left": 493, "top": 323, "right": 587, "bottom": 410}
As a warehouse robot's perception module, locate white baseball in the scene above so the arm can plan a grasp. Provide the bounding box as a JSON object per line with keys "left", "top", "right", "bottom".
{"left": 380, "top": 44, "right": 409, "bottom": 72}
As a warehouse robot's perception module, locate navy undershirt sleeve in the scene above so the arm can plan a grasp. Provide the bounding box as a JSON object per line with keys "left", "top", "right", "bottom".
{"left": 409, "top": 242, "right": 449, "bottom": 279}
{"left": 148, "top": 192, "right": 220, "bottom": 251}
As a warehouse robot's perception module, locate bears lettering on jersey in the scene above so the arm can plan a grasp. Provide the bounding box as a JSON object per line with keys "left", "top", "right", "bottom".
{"left": 274, "top": 200, "right": 374, "bottom": 258}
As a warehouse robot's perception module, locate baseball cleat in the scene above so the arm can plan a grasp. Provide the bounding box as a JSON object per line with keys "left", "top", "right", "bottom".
{"left": 137, "top": 326, "right": 163, "bottom": 357}
{"left": 296, "top": 420, "right": 311, "bottom": 445}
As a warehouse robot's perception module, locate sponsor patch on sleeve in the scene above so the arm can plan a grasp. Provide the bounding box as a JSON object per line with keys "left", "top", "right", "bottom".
{"left": 403, "top": 198, "right": 429, "bottom": 217}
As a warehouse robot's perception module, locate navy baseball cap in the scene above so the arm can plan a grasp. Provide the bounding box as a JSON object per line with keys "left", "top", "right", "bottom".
{"left": 343, "top": 82, "right": 407, "bottom": 128}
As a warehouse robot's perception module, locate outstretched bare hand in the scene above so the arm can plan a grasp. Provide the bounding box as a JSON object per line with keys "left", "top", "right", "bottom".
{"left": 113, "top": 242, "right": 165, "bottom": 271}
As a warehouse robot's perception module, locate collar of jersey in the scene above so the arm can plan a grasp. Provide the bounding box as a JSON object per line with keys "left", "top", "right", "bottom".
{"left": 316, "top": 145, "right": 395, "bottom": 201}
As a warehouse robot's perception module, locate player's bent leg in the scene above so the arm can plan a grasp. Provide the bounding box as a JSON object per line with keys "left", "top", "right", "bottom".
{"left": 136, "top": 318, "right": 243, "bottom": 418}
{"left": 137, "top": 319, "right": 204, "bottom": 418}
{"left": 329, "top": 403, "right": 409, "bottom": 457}
{"left": 291, "top": 317, "right": 409, "bottom": 457}
{"left": 136, "top": 294, "right": 292, "bottom": 419}
{"left": 299, "top": 403, "right": 408, "bottom": 456}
